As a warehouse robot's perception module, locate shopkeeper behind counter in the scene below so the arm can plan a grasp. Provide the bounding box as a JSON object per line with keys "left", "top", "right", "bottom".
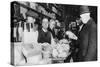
{"left": 38, "top": 18, "right": 55, "bottom": 44}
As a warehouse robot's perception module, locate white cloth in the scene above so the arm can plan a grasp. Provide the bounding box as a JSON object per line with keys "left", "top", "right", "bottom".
{"left": 22, "top": 30, "right": 44, "bottom": 64}
{"left": 23, "top": 31, "right": 38, "bottom": 44}
{"left": 22, "top": 30, "right": 53, "bottom": 64}
{"left": 14, "top": 43, "right": 26, "bottom": 65}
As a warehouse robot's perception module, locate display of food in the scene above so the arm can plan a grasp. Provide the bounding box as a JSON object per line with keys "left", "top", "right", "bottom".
{"left": 39, "top": 39, "right": 71, "bottom": 63}
{"left": 19, "top": 38, "right": 71, "bottom": 64}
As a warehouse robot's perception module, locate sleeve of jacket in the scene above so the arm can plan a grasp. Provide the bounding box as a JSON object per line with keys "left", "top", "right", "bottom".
{"left": 84, "top": 23, "right": 97, "bottom": 61}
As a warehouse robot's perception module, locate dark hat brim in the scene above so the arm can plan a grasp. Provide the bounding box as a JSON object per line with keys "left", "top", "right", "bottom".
{"left": 80, "top": 6, "right": 90, "bottom": 15}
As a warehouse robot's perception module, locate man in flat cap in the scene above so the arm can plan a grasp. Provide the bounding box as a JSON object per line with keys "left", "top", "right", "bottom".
{"left": 76, "top": 6, "right": 97, "bottom": 61}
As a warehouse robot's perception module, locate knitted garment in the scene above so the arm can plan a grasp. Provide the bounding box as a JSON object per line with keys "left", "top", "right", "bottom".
{"left": 38, "top": 29, "right": 51, "bottom": 44}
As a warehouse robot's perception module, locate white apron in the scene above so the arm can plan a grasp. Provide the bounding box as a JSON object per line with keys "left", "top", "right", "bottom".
{"left": 22, "top": 30, "right": 43, "bottom": 64}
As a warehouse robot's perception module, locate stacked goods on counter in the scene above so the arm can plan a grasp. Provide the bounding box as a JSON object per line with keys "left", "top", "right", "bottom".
{"left": 52, "top": 39, "right": 70, "bottom": 59}
{"left": 13, "top": 36, "right": 71, "bottom": 65}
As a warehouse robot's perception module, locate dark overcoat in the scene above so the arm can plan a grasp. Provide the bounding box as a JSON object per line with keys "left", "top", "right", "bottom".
{"left": 77, "top": 18, "right": 97, "bottom": 61}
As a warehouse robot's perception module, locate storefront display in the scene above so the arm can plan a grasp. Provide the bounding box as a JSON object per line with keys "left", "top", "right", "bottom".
{"left": 11, "top": 1, "right": 97, "bottom": 66}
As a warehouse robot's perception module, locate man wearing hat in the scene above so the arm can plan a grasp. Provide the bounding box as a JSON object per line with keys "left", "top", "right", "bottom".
{"left": 76, "top": 6, "right": 97, "bottom": 61}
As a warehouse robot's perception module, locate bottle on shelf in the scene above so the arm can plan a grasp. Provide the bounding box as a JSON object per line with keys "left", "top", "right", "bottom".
{"left": 30, "top": 23, "right": 33, "bottom": 32}
{"left": 13, "top": 19, "right": 17, "bottom": 42}
{"left": 18, "top": 21, "right": 23, "bottom": 42}
{"left": 13, "top": 25, "right": 17, "bottom": 42}
{"left": 24, "top": 22, "right": 28, "bottom": 32}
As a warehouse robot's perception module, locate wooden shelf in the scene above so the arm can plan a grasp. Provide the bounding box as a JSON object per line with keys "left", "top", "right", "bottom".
{"left": 52, "top": 4, "right": 63, "bottom": 12}
{"left": 37, "top": 3, "right": 61, "bottom": 17}
{"left": 13, "top": 1, "right": 55, "bottom": 20}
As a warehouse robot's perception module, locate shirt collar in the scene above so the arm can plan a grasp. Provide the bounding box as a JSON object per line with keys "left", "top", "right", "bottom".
{"left": 42, "top": 28, "right": 47, "bottom": 32}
